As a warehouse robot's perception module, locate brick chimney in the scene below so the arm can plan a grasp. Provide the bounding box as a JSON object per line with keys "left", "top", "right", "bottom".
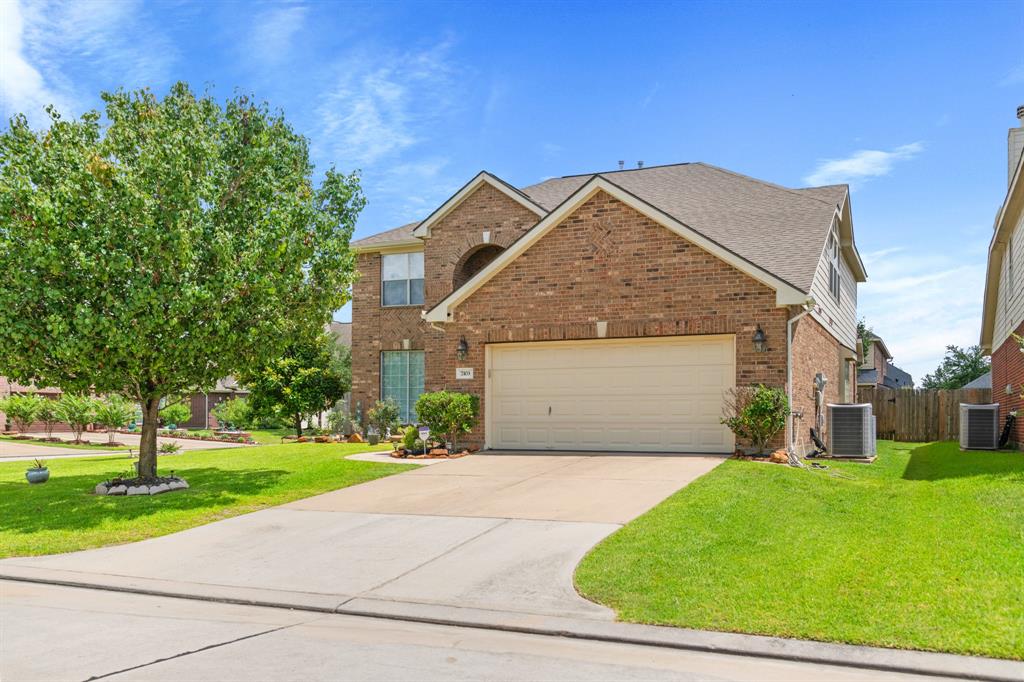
{"left": 1010, "top": 105, "right": 1024, "bottom": 185}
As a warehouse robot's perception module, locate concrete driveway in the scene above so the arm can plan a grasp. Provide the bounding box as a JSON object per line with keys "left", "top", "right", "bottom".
{"left": 0, "top": 453, "right": 723, "bottom": 621}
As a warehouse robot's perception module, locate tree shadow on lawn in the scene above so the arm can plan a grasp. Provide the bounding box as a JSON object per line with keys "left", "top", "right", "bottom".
{"left": 0, "top": 467, "right": 289, "bottom": 535}
{"left": 902, "top": 441, "right": 1024, "bottom": 482}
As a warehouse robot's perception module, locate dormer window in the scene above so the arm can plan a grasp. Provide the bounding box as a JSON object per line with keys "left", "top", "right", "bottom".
{"left": 382, "top": 252, "right": 424, "bottom": 307}
{"left": 828, "top": 229, "right": 841, "bottom": 302}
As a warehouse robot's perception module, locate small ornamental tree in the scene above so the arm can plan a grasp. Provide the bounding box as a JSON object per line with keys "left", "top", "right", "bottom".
{"left": 414, "top": 391, "right": 480, "bottom": 451}
{"left": 367, "top": 399, "right": 401, "bottom": 438}
{"left": 0, "top": 83, "right": 363, "bottom": 479}
{"left": 212, "top": 397, "right": 252, "bottom": 430}
{"left": 95, "top": 395, "right": 137, "bottom": 443}
{"left": 243, "top": 332, "right": 351, "bottom": 437}
{"left": 159, "top": 402, "right": 192, "bottom": 429}
{"left": 54, "top": 394, "right": 98, "bottom": 443}
{"left": 37, "top": 399, "right": 60, "bottom": 440}
{"left": 1, "top": 393, "right": 45, "bottom": 434}
{"left": 721, "top": 385, "right": 789, "bottom": 454}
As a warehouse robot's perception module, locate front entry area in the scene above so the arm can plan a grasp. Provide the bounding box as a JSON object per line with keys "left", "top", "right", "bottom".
{"left": 486, "top": 335, "right": 736, "bottom": 453}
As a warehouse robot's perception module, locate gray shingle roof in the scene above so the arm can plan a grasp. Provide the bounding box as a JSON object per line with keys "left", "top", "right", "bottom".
{"left": 962, "top": 370, "right": 991, "bottom": 390}
{"left": 352, "top": 162, "right": 847, "bottom": 293}
{"left": 351, "top": 221, "right": 420, "bottom": 248}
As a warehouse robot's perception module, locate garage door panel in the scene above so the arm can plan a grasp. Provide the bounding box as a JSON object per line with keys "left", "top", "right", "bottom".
{"left": 489, "top": 336, "right": 735, "bottom": 453}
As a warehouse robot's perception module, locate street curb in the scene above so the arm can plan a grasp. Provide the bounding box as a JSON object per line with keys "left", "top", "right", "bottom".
{"left": 2, "top": 570, "right": 1020, "bottom": 681}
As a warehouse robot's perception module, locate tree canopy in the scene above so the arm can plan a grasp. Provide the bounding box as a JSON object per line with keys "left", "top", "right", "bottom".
{"left": 920, "top": 345, "right": 990, "bottom": 389}
{"left": 0, "top": 83, "right": 364, "bottom": 477}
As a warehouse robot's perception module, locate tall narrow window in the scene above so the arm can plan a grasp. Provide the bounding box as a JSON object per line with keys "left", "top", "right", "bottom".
{"left": 382, "top": 252, "right": 424, "bottom": 307}
{"left": 381, "top": 351, "right": 425, "bottom": 423}
{"left": 828, "top": 230, "right": 841, "bottom": 302}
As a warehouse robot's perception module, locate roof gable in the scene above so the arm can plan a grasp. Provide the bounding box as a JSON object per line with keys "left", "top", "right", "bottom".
{"left": 424, "top": 176, "right": 810, "bottom": 322}
{"left": 412, "top": 171, "right": 546, "bottom": 239}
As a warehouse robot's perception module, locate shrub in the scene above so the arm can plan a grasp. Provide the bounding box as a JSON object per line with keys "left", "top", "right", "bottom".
{"left": 402, "top": 425, "right": 419, "bottom": 452}
{"left": 94, "top": 395, "right": 136, "bottom": 443}
{"left": 414, "top": 391, "right": 480, "bottom": 451}
{"left": 0, "top": 393, "right": 45, "bottom": 433}
{"left": 36, "top": 399, "right": 60, "bottom": 439}
{"left": 367, "top": 398, "right": 400, "bottom": 438}
{"left": 55, "top": 394, "right": 99, "bottom": 442}
{"left": 158, "top": 441, "right": 182, "bottom": 454}
{"left": 212, "top": 397, "right": 251, "bottom": 430}
{"left": 326, "top": 402, "right": 356, "bottom": 435}
{"left": 721, "top": 385, "right": 789, "bottom": 454}
{"left": 159, "top": 401, "right": 191, "bottom": 428}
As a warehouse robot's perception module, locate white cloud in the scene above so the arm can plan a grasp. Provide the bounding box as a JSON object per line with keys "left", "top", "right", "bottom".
{"left": 1, "top": 0, "right": 175, "bottom": 126}
{"left": 804, "top": 142, "right": 924, "bottom": 186}
{"left": 249, "top": 4, "right": 308, "bottom": 65}
{"left": 316, "top": 38, "right": 456, "bottom": 167}
{"left": 858, "top": 247, "right": 986, "bottom": 382}
{"left": 0, "top": 0, "right": 74, "bottom": 126}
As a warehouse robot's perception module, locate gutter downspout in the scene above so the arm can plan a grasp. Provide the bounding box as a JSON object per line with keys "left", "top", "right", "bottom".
{"left": 786, "top": 299, "right": 817, "bottom": 453}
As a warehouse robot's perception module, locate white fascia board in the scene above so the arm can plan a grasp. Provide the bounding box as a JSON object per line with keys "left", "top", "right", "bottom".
{"left": 424, "top": 176, "right": 808, "bottom": 322}
{"left": 835, "top": 200, "right": 868, "bottom": 283}
{"left": 412, "top": 171, "right": 547, "bottom": 239}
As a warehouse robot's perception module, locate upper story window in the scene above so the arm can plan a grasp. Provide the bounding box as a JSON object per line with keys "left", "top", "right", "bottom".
{"left": 827, "top": 229, "right": 841, "bottom": 302}
{"left": 382, "top": 252, "right": 424, "bottom": 307}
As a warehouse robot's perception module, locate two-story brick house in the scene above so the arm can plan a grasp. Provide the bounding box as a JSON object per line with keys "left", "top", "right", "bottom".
{"left": 351, "top": 162, "right": 866, "bottom": 454}
{"left": 980, "top": 106, "right": 1024, "bottom": 444}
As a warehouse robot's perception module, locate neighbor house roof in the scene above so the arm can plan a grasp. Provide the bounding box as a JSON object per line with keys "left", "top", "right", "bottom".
{"left": 329, "top": 320, "right": 352, "bottom": 346}
{"left": 962, "top": 370, "right": 992, "bottom": 390}
{"left": 352, "top": 162, "right": 865, "bottom": 296}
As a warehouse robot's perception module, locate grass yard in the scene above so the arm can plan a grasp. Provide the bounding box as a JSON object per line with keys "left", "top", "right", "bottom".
{"left": 575, "top": 440, "right": 1024, "bottom": 660}
{"left": 0, "top": 442, "right": 409, "bottom": 558}
{"left": 0, "top": 435, "right": 126, "bottom": 451}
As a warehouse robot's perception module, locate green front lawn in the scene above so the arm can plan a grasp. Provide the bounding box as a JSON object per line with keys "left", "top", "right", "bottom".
{"left": 0, "top": 442, "right": 410, "bottom": 558}
{"left": 575, "top": 441, "right": 1024, "bottom": 660}
{"left": 185, "top": 427, "right": 293, "bottom": 445}
{"left": 0, "top": 435, "right": 127, "bottom": 451}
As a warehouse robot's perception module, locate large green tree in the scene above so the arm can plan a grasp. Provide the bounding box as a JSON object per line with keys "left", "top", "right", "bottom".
{"left": 0, "top": 83, "right": 363, "bottom": 478}
{"left": 920, "top": 345, "right": 990, "bottom": 389}
{"left": 242, "top": 332, "right": 351, "bottom": 437}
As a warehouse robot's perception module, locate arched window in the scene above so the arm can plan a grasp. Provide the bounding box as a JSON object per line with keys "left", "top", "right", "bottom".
{"left": 453, "top": 244, "right": 505, "bottom": 289}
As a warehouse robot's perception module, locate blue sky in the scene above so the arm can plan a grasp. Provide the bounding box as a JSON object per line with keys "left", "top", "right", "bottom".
{"left": 2, "top": 0, "right": 1022, "bottom": 381}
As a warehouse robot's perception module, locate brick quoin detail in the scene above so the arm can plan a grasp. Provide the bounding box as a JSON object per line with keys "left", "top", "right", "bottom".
{"left": 992, "top": 321, "right": 1024, "bottom": 446}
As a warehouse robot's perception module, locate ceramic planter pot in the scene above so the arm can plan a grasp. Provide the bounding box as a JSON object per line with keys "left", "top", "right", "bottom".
{"left": 26, "top": 467, "right": 50, "bottom": 484}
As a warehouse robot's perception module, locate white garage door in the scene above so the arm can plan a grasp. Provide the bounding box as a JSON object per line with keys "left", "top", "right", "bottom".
{"left": 487, "top": 335, "right": 735, "bottom": 453}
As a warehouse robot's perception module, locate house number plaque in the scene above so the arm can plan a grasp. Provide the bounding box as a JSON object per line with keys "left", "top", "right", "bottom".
{"left": 456, "top": 367, "right": 474, "bottom": 380}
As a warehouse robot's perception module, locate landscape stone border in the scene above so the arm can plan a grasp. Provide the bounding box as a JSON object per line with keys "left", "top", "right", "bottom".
{"left": 94, "top": 477, "right": 189, "bottom": 496}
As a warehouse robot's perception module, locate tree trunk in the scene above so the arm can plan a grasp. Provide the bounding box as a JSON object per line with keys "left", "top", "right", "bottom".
{"left": 138, "top": 398, "right": 161, "bottom": 480}
{"left": 294, "top": 413, "right": 303, "bottom": 437}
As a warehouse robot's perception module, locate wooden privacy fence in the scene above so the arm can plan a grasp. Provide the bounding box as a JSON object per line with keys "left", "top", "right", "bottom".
{"left": 857, "top": 386, "right": 994, "bottom": 442}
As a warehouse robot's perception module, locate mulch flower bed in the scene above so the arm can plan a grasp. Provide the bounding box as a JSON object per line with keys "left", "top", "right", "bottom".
{"left": 94, "top": 475, "right": 189, "bottom": 496}
{"left": 391, "top": 448, "right": 474, "bottom": 459}
{"left": 118, "top": 429, "right": 255, "bottom": 444}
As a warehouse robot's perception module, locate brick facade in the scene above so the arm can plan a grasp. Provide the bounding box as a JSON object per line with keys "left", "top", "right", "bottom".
{"left": 991, "top": 320, "right": 1024, "bottom": 446}
{"left": 351, "top": 186, "right": 854, "bottom": 451}
{"left": 790, "top": 313, "right": 855, "bottom": 454}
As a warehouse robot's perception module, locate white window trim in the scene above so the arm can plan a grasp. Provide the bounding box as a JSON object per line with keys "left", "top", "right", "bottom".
{"left": 380, "top": 350, "right": 425, "bottom": 424}
{"left": 381, "top": 251, "right": 425, "bottom": 308}
{"left": 828, "top": 228, "right": 841, "bottom": 303}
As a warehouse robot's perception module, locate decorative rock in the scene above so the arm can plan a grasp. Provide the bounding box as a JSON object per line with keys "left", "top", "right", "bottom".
{"left": 348, "top": 433, "right": 364, "bottom": 443}
{"left": 108, "top": 485, "right": 127, "bottom": 495}
{"left": 769, "top": 449, "right": 789, "bottom": 464}
{"left": 94, "top": 483, "right": 109, "bottom": 495}
{"left": 149, "top": 483, "right": 170, "bottom": 495}
{"left": 126, "top": 485, "right": 149, "bottom": 496}
{"left": 168, "top": 480, "right": 188, "bottom": 490}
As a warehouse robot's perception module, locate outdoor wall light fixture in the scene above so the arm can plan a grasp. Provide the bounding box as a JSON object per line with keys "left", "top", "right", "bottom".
{"left": 456, "top": 336, "right": 469, "bottom": 360}
{"left": 753, "top": 326, "right": 768, "bottom": 353}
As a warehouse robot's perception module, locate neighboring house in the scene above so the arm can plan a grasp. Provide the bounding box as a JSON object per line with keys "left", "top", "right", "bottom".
{"left": 182, "top": 377, "right": 249, "bottom": 430}
{"left": 962, "top": 371, "right": 992, "bottom": 390}
{"left": 857, "top": 334, "right": 914, "bottom": 390}
{"left": 350, "top": 162, "right": 867, "bottom": 455}
{"left": 328, "top": 320, "right": 352, "bottom": 414}
{"left": 980, "top": 105, "right": 1024, "bottom": 444}
{"left": 0, "top": 377, "right": 65, "bottom": 432}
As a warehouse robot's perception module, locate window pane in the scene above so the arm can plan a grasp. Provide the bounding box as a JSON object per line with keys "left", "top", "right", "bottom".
{"left": 408, "top": 251, "right": 424, "bottom": 279}
{"left": 383, "top": 279, "right": 408, "bottom": 306}
{"left": 409, "top": 278, "right": 424, "bottom": 305}
{"left": 382, "top": 253, "right": 409, "bottom": 281}
{"left": 381, "top": 351, "right": 425, "bottom": 423}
